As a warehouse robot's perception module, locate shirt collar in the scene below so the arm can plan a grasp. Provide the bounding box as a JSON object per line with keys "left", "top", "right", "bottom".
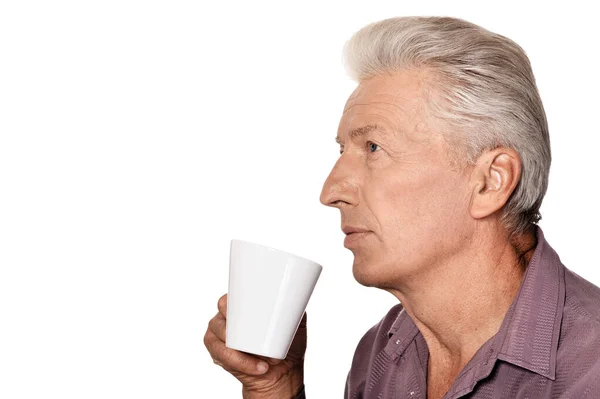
{"left": 385, "top": 306, "right": 420, "bottom": 358}
{"left": 384, "top": 226, "right": 565, "bottom": 381}
{"left": 387, "top": 306, "right": 405, "bottom": 338}
{"left": 496, "top": 226, "right": 566, "bottom": 380}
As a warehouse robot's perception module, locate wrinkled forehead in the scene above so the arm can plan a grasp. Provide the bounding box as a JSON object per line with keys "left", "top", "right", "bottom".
{"left": 338, "top": 71, "right": 435, "bottom": 142}
{"left": 342, "top": 69, "right": 433, "bottom": 114}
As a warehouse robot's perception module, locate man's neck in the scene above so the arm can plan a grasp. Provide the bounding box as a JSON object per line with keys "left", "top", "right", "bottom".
{"left": 386, "top": 225, "right": 537, "bottom": 372}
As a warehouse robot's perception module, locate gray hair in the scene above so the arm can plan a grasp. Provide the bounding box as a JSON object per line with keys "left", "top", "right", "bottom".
{"left": 343, "top": 16, "right": 551, "bottom": 235}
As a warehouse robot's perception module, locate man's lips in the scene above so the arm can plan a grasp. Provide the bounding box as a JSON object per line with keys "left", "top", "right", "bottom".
{"left": 342, "top": 226, "right": 371, "bottom": 247}
{"left": 342, "top": 226, "right": 369, "bottom": 235}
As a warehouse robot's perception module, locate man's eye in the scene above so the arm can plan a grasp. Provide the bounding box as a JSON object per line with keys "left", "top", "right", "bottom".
{"left": 367, "top": 141, "right": 381, "bottom": 153}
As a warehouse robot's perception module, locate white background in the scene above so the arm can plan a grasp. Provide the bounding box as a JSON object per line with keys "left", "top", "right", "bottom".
{"left": 0, "top": 1, "right": 598, "bottom": 398}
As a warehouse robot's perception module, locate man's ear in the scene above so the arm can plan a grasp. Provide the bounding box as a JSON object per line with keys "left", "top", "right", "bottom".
{"left": 470, "top": 148, "right": 522, "bottom": 220}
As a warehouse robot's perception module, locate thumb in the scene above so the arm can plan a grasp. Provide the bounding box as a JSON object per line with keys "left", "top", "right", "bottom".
{"left": 298, "top": 312, "right": 307, "bottom": 328}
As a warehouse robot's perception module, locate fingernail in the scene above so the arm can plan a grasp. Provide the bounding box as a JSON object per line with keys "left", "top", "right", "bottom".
{"left": 256, "top": 362, "right": 268, "bottom": 373}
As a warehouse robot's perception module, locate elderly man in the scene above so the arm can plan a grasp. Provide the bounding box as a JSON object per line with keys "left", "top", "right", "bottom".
{"left": 204, "top": 16, "right": 600, "bottom": 398}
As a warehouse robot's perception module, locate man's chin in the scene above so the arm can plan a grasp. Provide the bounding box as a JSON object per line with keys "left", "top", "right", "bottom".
{"left": 352, "top": 259, "right": 385, "bottom": 288}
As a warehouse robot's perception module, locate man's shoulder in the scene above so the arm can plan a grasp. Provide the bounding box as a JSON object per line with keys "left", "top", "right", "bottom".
{"left": 553, "top": 268, "right": 600, "bottom": 390}
{"left": 563, "top": 267, "right": 600, "bottom": 325}
{"left": 557, "top": 267, "right": 600, "bottom": 360}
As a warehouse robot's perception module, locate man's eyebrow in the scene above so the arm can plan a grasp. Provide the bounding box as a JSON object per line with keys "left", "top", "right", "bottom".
{"left": 335, "top": 124, "right": 387, "bottom": 144}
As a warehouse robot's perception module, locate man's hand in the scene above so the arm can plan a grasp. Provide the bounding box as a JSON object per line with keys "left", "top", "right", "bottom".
{"left": 204, "top": 293, "right": 306, "bottom": 399}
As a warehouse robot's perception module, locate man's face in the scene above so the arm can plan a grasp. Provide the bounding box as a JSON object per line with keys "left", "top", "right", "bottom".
{"left": 320, "top": 69, "right": 475, "bottom": 289}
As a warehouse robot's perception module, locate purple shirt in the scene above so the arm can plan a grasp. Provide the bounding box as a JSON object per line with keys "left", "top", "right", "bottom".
{"left": 295, "top": 227, "right": 600, "bottom": 398}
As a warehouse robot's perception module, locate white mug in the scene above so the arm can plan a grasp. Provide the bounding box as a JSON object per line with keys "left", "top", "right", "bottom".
{"left": 226, "top": 239, "right": 323, "bottom": 359}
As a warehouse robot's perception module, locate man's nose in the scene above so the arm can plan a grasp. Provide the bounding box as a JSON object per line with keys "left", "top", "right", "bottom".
{"left": 319, "top": 156, "right": 359, "bottom": 208}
